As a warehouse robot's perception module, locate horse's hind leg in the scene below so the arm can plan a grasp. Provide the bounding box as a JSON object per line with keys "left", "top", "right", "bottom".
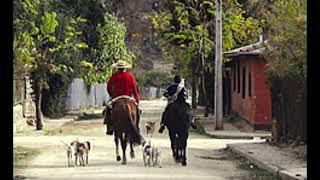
{"left": 114, "top": 133, "right": 121, "bottom": 161}
{"left": 168, "top": 130, "right": 176, "bottom": 158}
{"left": 181, "top": 131, "right": 189, "bottom": 166}
{"left": 129, "top": 140, "right": 135, "bottom": 159}
{"left": 120, "top": 133, "right": 127, "bottom": 164}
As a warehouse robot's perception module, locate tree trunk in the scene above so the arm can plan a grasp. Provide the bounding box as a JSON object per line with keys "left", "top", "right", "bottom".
{"left": 35, "top": 82, "right": 44, "bottom": 130}
{"left": 191, "top": 59, "right": 197, "bottom": 109}
{"left": 156, "top": 85, "right": 161, "bottom": 98}
{"left": 199, "top": 58, "right": 209, "bottom": 117}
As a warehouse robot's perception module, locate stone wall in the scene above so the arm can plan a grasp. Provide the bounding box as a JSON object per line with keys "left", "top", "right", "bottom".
{"left": 13, "top": 104, "right": 24, "bottom": 134}
{"left": 13, "top": 76, "right": 35, "bottom": 134}
{"left": 24, "top": 76, "right": 36, "bottom": 117}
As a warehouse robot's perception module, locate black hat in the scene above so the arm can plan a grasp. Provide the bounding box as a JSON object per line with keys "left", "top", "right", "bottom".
{"left": 174, "top": 75, "right": 182, "bottom": 83}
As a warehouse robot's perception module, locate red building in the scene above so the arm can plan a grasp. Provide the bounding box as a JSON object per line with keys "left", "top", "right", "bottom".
{"left": 224, "top": 40, "right": 272, "bottom": 129}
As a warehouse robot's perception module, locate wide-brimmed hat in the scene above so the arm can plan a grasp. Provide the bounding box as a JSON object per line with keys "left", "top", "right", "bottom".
{"left": 112, "top": 60, "right": 132, "bottom": 69}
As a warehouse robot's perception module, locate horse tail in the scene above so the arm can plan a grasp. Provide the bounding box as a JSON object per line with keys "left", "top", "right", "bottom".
{"left": 126, "top": 104, "right": 141, "bottom": 145}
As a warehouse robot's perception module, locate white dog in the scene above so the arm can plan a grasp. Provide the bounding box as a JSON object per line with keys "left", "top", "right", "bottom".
{"left": 61, "top": 140, "right": 77, "bottom": 167}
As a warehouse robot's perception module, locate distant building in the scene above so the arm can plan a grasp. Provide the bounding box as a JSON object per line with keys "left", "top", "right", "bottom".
{"left": 224, "top": 40, "right": 272, "bottom": 129}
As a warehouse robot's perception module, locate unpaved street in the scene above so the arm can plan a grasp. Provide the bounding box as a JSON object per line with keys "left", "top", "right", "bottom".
{"left": 14, "top": 99, "right": 265, "bottom": 180}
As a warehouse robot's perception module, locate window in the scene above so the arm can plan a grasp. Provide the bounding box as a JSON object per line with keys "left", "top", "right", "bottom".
{"left": 248, "top": 72, "right": 252, "bottom": 97}
{"left": 242, "top": 67, "right": 246, "bottom": 99}
{"left": 237, "top": 61, "right": 240, "bottom": 93}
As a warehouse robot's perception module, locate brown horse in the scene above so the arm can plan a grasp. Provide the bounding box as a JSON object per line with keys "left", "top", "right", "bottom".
{"left": 111, "top": 96, "right": 142, "bottom": 164}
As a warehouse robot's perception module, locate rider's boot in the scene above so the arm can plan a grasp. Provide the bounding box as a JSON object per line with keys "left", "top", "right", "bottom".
{"left": 158, "top": 111, "right": 167, "bottom": 133}
{"left": 136, "top": 107, "right": 142, "bottom": 133}
{"left": 188, "top": 109, "right": 197, "bottom": 129}
{"left": 190, "top": 120, "right": 197, "bottom": 129}
{"left": 106, "top": 107, "right": 114, "bottom": 135}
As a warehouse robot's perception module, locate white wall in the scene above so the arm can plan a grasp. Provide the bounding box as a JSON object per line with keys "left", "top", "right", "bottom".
{"left": 65, "top": 79, "right": 161, "bottom": 110}
{"left": 65, "top": 78, "right": 110, "bottom": 111}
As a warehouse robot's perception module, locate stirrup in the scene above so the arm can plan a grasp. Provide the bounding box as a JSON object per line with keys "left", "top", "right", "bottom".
{"left": 106, "top": 126, "right": 114, "bottom": 135}
{"left": 158, "top": 125, "right": 165, "bottom": 133}
{"left": 106, "top": 130, "right": 114, "bottom": 135}
{"left": 191, "top": 122, "right": 197, "bottom": 129}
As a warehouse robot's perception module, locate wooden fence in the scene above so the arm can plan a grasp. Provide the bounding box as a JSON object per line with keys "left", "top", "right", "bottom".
{"left": 271, "top": 77, "right": 307, "bottom": 144}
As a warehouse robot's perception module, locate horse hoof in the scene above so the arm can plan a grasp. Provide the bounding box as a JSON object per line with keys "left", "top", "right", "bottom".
{"left": 116, "top": 156, "right": 121, "bottom": 161}
{"left": 182, "top": 161, "right": 187, "bottom": 166}
{"left": 130, "top": 152, "right": 135, "bottom": 159}
{"left": 175, "top": 157, "right": 182, "bottom": 163}
{"left": 121, "top": 161, "right": 126, "bottom": 165}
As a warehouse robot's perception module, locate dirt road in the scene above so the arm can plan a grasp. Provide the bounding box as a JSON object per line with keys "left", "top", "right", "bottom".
{"left": 14, "top": 99, "right": 265, "bottom": 180}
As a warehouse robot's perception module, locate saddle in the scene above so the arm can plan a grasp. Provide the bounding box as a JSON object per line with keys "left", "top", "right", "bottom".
{"left": 107, "top": 95, "right": 138, "bottom": 108}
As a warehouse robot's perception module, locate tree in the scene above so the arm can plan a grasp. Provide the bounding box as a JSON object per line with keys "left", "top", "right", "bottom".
{"left": 13, "top": 0, "right": 88, "bottom": 129}
{"left": 264, "top": 0, "right": 306, "bottom": 80}
{"left": 79, "top": 13, "right": 135, "bottom": 85}
{"left": 149, "top": 0, "right": 263, "bottom": 110}
{"left": 262, "top": 0, "right": 307, "bottom": 143}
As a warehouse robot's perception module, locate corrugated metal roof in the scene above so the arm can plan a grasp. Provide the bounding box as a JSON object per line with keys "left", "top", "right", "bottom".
{"left": 223, "top": 40, "right": 268, "bottom": 57}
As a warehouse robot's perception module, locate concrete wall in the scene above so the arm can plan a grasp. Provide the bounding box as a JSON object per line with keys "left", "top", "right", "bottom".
{"left": 65, "top": 79, "right": 161, "bottom": 110}
{"left": 65, "top": 78, "right": 110, "bottom": 111}
{"left": 142, "top": 86, "right": 158, "bottom": 99}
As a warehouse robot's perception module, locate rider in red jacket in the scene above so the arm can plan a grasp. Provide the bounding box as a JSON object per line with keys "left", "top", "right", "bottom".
{"left": 104, "top": 60, "right": 141, "bottom": 135}
{"left": 107, "top": 71, "right": 140, "bottom": 103}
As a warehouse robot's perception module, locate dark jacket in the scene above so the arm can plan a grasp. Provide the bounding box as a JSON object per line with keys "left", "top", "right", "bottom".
{"left": 163, "top": 83, "right": 188, "bottom": 102}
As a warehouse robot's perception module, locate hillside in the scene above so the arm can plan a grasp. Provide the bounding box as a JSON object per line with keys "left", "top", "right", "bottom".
{"left": 106, "top": 0, "right": 173, "bottom": 73}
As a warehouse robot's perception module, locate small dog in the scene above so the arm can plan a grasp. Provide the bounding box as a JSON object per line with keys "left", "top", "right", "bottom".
{"left": 73, "top": 140, "right": 91, "bottom": 166}
{"left": 142, "top": 139, "right": 161, "bottom": 168}
{"left": 62, "top": 140, "right": 91, "bottom": 167}
{"left": 145, "top": 121, "right": 156, "bottom": 138}
{"left": 61, "top": 140, "right": 77, "bottom": 167}
{"left": 142, "top": 121, "right": 161, "bottom": 168}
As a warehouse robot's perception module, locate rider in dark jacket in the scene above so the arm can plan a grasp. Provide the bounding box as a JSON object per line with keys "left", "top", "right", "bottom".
{"left": 158, "top": 75, "right": 196, "bottom": 133}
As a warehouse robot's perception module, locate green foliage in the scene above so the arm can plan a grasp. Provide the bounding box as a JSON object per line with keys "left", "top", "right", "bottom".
{"left": 192, "top": 118, "right": 206, "bottom": 135}
{"left": 264, "top": 0, "right": 307, "bottom": 79}
{"left": 222, "top": 1, "right": 263, "bottom": 50}
{"left": 14, "top": 0, "right": 88, "bottom": 118}
{"left": 13, "top": 0, "right": 136, "bottom": 118}
{"left": 41, "top": 73, "right": 72, "bottom": 118}
{"left": 79, "top": 13, "right": 135, "bottom": 85}
{"left": 134, "top": 70, "right": 171, "bottom": 88}
{"left": 14, "top": 146, "right": 39, "bottom": 165}
{"left": 149, "top": 0, "right": 263, "bottom": 79}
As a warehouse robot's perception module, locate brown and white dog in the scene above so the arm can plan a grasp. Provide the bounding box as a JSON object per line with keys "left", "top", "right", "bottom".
{"left": 62, "top": 140, "right": 91, "bottom": 167}
{"left": 73, "top": 140, "right": 91, "bottom": 166}
{"left": 145, "top": 121, "right": 156, "bottom": 138}
{"left": 142, "top": 121, "right": 161, "bottom": 168}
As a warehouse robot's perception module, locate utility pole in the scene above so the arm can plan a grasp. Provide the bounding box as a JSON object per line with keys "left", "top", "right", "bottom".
{"left": 214, "top": 0, "right": 223, "bottom": 130}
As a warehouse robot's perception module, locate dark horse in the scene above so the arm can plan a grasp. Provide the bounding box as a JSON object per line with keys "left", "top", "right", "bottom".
{"left": 164, "top": 100, "right": 193, "bottom": 166}
{"left": 111, "top": 96, "right": 142, "bottom": 164}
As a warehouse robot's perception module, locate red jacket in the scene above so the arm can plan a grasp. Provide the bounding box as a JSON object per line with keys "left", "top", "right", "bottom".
{"left": 107, "top": 71, "right": 140, "bottom": 103}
